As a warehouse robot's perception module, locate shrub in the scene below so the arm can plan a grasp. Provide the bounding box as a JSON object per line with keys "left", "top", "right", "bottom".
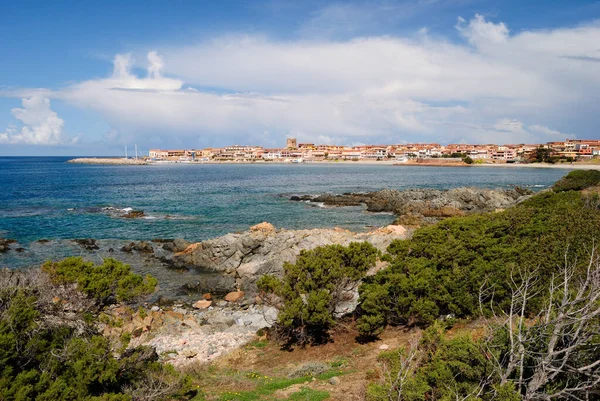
{"left": 42, "top": 257, "right": 157, "bottom": 305}
{"left": 462, "top": 156, "right": 474, "bottom": 165}
{"left": 257, "top": 242, "right": 379, "bottom": 345}
{"left": 357, "top": 190, "right": 600, "bottom": 337}
{"left": 552, "top": 169, "right": 600, "bottom": 192}
{"left": 0, "top": 287, "right": 193, "bottom": 400}
{"left": 367, "top": 323, "right": 494, "bottom": 401}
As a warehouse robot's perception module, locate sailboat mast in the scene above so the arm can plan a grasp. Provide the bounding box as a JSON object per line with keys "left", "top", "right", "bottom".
{"left": 125, "top": 145, "right": 128, "bottom": 159}
{"left": 135, "top": 144, "right": 138, "bottom": 160}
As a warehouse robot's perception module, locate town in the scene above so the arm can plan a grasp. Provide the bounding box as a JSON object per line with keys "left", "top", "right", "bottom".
{"left": 148, "top": 138, "right": 600, "bottom": 163}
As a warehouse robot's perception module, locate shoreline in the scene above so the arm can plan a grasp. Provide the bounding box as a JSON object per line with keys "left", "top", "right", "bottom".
{"left": 68, "top": 157, "right": 600, "bottom": 170}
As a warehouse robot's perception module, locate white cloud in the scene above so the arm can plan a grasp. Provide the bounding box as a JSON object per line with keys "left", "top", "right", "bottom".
{"left": 456, "top": 14, "right": 509, "bottom": 48}
{"left": 6, "top": 15, "right": 600, "bottom": 147}
{"left": 0, "top": 95, "right": 77, "bottom": 145}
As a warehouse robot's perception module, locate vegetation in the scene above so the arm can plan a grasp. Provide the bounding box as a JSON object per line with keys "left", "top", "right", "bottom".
{"left": 42, "top": 257, "right": 157, "bottom": 306}
{"left": 0, "top": 265, "right": 193, "bottom": 400}
{"left": 552, "top": 168, "right": 600, "bottom": 192}
{"left": 257, "top": 242, "right": 379, "bottom": 345}
{"left": 367, "top": 246, "right": 600, "bottom": 400}
{"left": 357, "top": 185, "right": 600, "bottom": 337}
{"left": 367, "top": 323, "right": 498, "bottom": 401}
{"left": 463, "top": 155, "right": 474, "bottom": 164}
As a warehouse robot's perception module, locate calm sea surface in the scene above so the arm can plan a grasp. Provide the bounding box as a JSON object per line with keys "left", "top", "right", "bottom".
{"left": 0, "top": 157, "right": 569, "bottom": 243}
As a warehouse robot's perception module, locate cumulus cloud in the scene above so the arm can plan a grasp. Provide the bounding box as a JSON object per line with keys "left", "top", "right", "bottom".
{"left": 6, "top": 15, "right": 600, "bottom": 146}
{"left": 0, "top": 95, "right": 77, "bottom": 145}
{"left": 456, "top": 14, "right": 509, "bottom": 48}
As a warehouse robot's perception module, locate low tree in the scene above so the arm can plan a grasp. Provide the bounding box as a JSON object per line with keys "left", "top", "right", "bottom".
{"left": 257, "top": 242, "right": 379, "bottom": 345}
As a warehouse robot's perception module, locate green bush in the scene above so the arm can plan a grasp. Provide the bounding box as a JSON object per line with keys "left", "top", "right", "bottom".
{"left": 552, "top": 169, "right": 600, "bottom": 192}
{"left": 367, "top": 323, "right": 496, "bottom": 401}
{"left": 257, "top": 242, "right": 379, "bottom": 345}
{"left": 357, "top": 190, "right": 600, "bottom": 337}
{"left": 42, "top": 257, "right": 157, "bottom": 305}
{"left": 0, "top": 287, "right": 193, "bottom": 400}
{"left": 463, "top": 156, "right": 474, "bottom": 165}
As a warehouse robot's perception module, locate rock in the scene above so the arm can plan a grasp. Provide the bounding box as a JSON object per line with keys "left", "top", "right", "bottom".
{"left": 250, "top": 222, "right": 276, "bottom": 233}
{"left": 151, "top": 306, "right": 160, "bottom": 312}
{"left": 173, "top": 238, "right": 192, "bottom": 252}
{"left": 73, "top": 238, "right": 99, "bottom": 251}
{"left": 180, "top": 275, "right": 236, "bottom": 298}
{"left": 173, "top": 224, "right": 409, "bottom": 294}
{"left": 122, "top": 209, "right": 145, "bottom": 218}
{"left": 15, "top": 247, "right": 25, "bottom": 253}
{"left": 121, "top": 242, "right": 135, "bottom": 253}
{"left": 193, "top": 300, "right": 212, "bottom": 309}
{"left": 379, "top": 344, "right": 390, "bottom": 350}
{"left": 225, "top": 291, "right": 245, "bottom": 302}
{"left": 202, "top": 293, "right": 212, "bottom": 300}
{"left": 329, "top": 376, "right": 341, "bottom": 386}
{"left": 182, "top": 318, "right": 200, "bottom": 329}
{"left": 133, "top": 241, "right": 154, "bottom": 254}
{"left": 295, "top": 187, "right": 532, "bottom": 220}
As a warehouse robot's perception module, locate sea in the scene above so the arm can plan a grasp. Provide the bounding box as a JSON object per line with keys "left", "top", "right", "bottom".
{"left": 0, "top": 157, "right": 569, "bottom": 244}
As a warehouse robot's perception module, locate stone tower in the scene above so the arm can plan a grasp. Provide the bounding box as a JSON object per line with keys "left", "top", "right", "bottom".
{"left": 286, "top": 137, "right": 297, "bottom": 149}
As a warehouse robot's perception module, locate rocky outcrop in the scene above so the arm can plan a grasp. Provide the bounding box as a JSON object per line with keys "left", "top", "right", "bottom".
{"left": 173, "top": 223, "right": 410, "bottom": 294}
{"left": 104, "top": 302, "right": 278, "bottom": 367}
{"left": 292, "top": 187, "right": 533, "bottom": 226}
{"left": 0, "top": 238, "right": 17, "bottom": 253}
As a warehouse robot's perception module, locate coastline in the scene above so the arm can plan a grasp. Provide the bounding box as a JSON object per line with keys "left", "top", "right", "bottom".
{"left": 68, "top": 156, "right": 600, "bottom": 170}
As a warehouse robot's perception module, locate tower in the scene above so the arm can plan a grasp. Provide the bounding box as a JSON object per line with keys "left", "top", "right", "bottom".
{"left": 286, "top": 137, "right": 297, "bottom": 149}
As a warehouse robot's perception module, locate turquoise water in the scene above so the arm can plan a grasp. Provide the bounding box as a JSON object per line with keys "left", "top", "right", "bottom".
{"left": 0, "top": 157, "right": 569, "bottom": 243}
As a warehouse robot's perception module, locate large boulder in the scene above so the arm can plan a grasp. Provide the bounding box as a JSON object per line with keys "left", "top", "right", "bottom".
{"left": 174, "top": 223, "right": 410, "bottom": 294}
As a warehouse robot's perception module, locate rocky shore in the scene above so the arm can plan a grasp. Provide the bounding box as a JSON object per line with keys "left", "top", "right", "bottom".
{"left": 1, "top": 186, "right": 533, "bottom": 368}
{"left": 172, "top": 222, "right": 409, "bottom": 294}
{"left": 291, "top": 186, "right": 533, "bottom": 226}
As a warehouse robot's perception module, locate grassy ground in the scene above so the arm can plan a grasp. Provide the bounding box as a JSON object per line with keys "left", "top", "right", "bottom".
{"left": 185, "top": 321, "right": 425, "bottom": 401}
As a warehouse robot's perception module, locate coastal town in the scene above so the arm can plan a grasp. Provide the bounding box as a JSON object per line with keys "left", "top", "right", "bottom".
{"left": 146, "top": 137, "right": 600, "bottom": 163}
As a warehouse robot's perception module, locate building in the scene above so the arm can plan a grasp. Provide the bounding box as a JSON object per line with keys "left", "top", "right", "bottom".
{"left": 286, "top": 137, "right": 297, "bottom": 149}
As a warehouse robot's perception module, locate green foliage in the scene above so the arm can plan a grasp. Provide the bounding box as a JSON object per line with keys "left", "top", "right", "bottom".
{"left": 552, "top": 169, "right": 600, "bottom": 192}
{"left": 367, "top": 324, "right": 495, "bottom": 401}
{"left": 42, "top": 257, "right": 157, "bottom": 305}
{"left": 257, "top": 242, "right": 379, "bottom": 345}
{"left": 358, "top": 190, "right": 600, "bottom": 336}
{"left": 462, "top": 156, "right": 474, "bottom": 165}
{"left": 0, "top": 285, "right": 193, "bottom": 401}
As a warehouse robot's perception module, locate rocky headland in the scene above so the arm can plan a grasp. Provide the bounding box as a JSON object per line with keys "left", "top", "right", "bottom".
{"left": 171, "top": 222, "right": 409, "bottom": 295}
{"left": 291, "top": 186, "right": 533, "bottom": 226}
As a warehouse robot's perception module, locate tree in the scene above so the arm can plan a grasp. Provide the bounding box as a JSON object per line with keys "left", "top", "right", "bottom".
{"left": 463, "top": 156, "right": 474, "bottom": 165}
{"left": 257, "top": 242, "right": 379, "bottom": 345}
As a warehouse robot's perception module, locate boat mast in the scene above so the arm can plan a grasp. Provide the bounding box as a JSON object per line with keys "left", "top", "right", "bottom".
{"left": 135, "top": 144, "right": 138, "bottom": 160}
{"left": 125, "top": 145, "right": 128, "bottom": 159}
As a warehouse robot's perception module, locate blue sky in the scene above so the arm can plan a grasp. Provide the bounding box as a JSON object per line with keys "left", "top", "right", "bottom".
{"left": 1, "top": 0, "right": 599, "bottom": 155}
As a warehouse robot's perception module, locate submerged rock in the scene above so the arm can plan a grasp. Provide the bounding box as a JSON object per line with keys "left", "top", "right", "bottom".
{"left": 0, "top": 238, "right": 17, "bottom": 253}
{"left": 122, "top": 209, "right": 145, "bottom": 218}
{"left": 72, "top": 238, "right": 100, "bottom": 251}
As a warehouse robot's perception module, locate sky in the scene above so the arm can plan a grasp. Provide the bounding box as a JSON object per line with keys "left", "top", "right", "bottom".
{"left": 1, "top": 0, "right": 599, "bottom": 156}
